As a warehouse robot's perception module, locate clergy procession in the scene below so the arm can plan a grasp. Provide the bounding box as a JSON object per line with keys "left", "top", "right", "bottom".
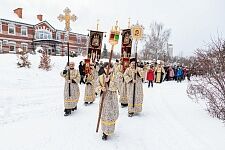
{"left": 58, "top": 7, "right": 147, "bottom": 141}
{"left": 2, "top": 1, "right": 225, "bottom": 149}
{"left": 57, "top": 6, "right": 196, "bottom": 142}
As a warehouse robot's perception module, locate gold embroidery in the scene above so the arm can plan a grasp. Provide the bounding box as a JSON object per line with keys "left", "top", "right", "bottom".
{"left": 101, "top": 120, "right": 116, "bottom": 126}
{"left": 128, "top": 103, "right": 142, "bottom": 107}
{"left": 120, "top": 96, "right": 127, "bottom": 100}
{"left": 64, "top": 99, "right": 79, "bottom": 103}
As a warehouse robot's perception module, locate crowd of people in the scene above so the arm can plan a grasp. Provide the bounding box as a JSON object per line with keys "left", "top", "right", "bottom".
{"left": 60, "top": 58, "right": 191, "bottom": 140}
{"left": 143, "top": 62, "right": 191, "bottom": 87}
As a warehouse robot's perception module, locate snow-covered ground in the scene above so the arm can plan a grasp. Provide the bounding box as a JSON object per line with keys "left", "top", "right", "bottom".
{"left": 0, "top": 54, "right": 225, "bottom": 150}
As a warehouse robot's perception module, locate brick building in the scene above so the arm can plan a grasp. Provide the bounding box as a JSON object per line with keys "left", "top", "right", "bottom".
{"left": 0, "top": 8, "right": 88, "bottom": 55}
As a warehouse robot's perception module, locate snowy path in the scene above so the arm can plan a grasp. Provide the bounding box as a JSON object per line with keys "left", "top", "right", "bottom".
{"left": 0, "top": 54, "right": 225, "bottom": 150}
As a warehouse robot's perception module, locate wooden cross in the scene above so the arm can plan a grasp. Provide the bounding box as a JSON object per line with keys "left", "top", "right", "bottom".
{"left": 58, "top": 7, "right": 77, "bottom": 32}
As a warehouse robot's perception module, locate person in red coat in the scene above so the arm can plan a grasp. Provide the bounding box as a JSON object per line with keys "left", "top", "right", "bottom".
{"left": 147, "top": 65, "right": 155, "bottom": 88}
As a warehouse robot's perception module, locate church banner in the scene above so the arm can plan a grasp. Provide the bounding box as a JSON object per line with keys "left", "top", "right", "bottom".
{"left": 87, "top": 30, "right": 103, "bottom": 62}
{"left": 84, "top": 58, "right": 91, "bottom": 75}
{"left": 122, "top": 57, "right": 130, "bottom": 72}
{"left": 121, "top": 29, "right": 132, "bottom": 58}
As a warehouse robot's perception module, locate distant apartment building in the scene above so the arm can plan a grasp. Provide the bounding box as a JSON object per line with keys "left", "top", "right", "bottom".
{"left": 167, "top": 43, "right": 173, "bottom": 58}
{"left": 0, "top": 8, "right": 88, "bottom": 55}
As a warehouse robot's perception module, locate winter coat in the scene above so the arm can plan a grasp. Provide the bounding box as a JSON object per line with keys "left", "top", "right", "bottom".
{"left": 98, "top": 66, "right": 105, "bottom": 76}
{"left": 168, "top": 68, "right": 175, "bottom": 78}
{"left": 147, "top": 68, "right": 154, "bottom": 81}
{"left": 176, "top": 68, "right": 183, "bottom": 77}
{"left": 183, "top": 68, "right": 187, "bottom": 76}
{"left": 79, "top": 64, "right": 85, "bottom": 76}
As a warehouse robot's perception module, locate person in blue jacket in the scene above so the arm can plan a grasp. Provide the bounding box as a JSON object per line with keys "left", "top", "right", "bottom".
{"left": 176, "top": 66, "right": 183, "bottom": 83}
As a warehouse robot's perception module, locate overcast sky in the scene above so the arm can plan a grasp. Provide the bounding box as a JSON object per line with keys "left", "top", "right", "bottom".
{"left": 0, "top": 0, "right": 225, "bottom": 56}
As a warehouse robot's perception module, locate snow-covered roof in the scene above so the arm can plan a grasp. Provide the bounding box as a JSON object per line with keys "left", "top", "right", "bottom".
{"left": 35, "top": 21, "right": 56, "bottom": 31}
{"left": 0, "top": 12, "right": 38, "bottom": 26}
{"left": 0, "top": 11, "right": 88, "bottom": 37}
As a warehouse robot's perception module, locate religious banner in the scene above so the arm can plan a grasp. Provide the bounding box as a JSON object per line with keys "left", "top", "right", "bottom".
{"left": 87, "top": 30, "right": 103, "bottom": 62}
{"left": 121, "top": 29, "right": 132, "bottom": 58}
{"left": 131, "top": 24, "right": 144, "bottom": 41}
{"left": 84, "top": 58, "right": 91, "bottom": 74}
{"left": 122, "top": 57, "right": 130, "bottom": 72}
{"left": 109, "top": 30, "right": 120, "bottom": 45}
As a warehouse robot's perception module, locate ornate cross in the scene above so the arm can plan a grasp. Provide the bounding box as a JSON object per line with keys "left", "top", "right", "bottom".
{"left": 58, "top": 7, "right": 77, "bottom": 32}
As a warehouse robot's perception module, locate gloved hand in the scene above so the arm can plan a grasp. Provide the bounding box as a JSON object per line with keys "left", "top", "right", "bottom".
{"left": 72, "top": 79, "right": 76, "bottom": 83}
{"left": 63, "top": 70, "right": 67, "bottom": 74}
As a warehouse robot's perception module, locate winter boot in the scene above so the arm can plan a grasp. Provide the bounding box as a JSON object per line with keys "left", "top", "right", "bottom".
{"left": 64, "top": 109, "right": 71, "bottom": 116}
{"left": 121, "top": 103, "right": 128, "bottom": 108}
{"left": 64, "top": 113, "right": 69, "bottom": 116}
{"left": 102, "top": 133, "right": 108, "bottom": 140}
{"left": 128, "top": 112, "right": 134, "bottom": 117}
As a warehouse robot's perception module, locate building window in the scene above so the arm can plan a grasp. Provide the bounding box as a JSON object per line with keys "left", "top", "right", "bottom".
{"left": 39, "top": 31, "right": 44, "bottom": 39}
{"left": 44, "top": 33, "right": 48, "bottom": 39}
{"left": 78, "top": 48, "right": 83, "bottom": 54}
{"left": 8, "top": 24, "right": 15, "bottom": 35}
{"left": 0, "top": 41, "right": 2, "bottom": 53}
{"left": 21, "top": 26, "right": 28, "bottom": 36}
{"left": 64, "top": 47, "right": 68, "bottom": 55}
{"left": 21, "top": 43, "right": 28, "bottom": 52}
{"left": 56, "top": 46, "right": 61, "bottom": 55}
{"left": 77, "top": 35, "right": 81, "bottom": 44}
{"left": 56, "top": 32, "right": 61, "bottom": 40}
{"left": 9, "top": 42, "right": 16, "bottom": 53}
{"left": 35, "top": 29, "right": 52, "bottom": 40}
{"left": 0, "top": 22, "right": 2, "bottom": 33}
{"left": 48, "top": 48, "right": 52, "bottom": 55}
{"left": 64, "top": 34, "right": 68, "bottom": 42}
{"left": 48, "top": 34, "right": 51, "bottom": 39}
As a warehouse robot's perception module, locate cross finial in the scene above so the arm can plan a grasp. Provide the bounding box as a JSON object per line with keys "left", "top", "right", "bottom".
{"left": 109, "top": 20, "right": 120, "bottom": 45}
{"left": 115, "top": 20, "right": 119, "bottom": 30}
{"left": 128, "top": 18, "right": 131, "bottom": 28}
{"left": 97, "top": 19, "right": 100, "bottom": 31}
{"left": 57, "top": 7, "right": 77, "bottom": 32}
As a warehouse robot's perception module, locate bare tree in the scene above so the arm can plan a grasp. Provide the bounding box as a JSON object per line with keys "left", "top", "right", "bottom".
{"left": 140, "top": 48, "right": 154, "bottom": 60}
{"left": 187, "top": 37, "right": 225, "bottom": 120}
{"left": 141, "top": 21, "right": 171, "bottom": 60}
